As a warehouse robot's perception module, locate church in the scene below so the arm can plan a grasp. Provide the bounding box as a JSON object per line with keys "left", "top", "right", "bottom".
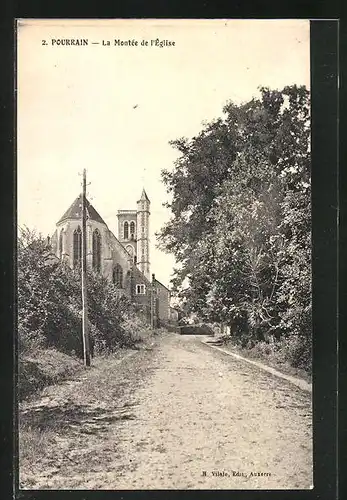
{"left": 49, "top": 189, "right": 171, "bottom": 327}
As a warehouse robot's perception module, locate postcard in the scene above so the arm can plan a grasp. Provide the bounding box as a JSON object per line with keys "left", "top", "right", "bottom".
{"left": 16, "top": 19, "right": 314, "bottom": 491}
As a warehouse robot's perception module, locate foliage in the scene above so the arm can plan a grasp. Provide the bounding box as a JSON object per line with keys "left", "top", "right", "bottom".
{"left": 158, "top": 85, "right": 311, "bottom": 370}
{"left": 120, "top": 315, "right": 154, "bottom": 346}
{"left": 18, "top": 348, "right": 83, "bottom": 400}
{"left": 17, "top": 227, "right": 149, "bottom": 358}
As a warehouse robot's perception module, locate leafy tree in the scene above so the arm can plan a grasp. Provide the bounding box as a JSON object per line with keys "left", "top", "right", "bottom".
{"left": 158, "top": 85, "right": 311, "bottom": 369}
{"left": 17, "top": 227, "right": 148, "bottom": 357}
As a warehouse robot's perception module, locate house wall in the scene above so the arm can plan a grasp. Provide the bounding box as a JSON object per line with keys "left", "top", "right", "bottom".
{"left": 155, "top": 280, "right": 170, "bottom": 324}
{"left": 131, "top": 266, "right": 153, "bottom": 324}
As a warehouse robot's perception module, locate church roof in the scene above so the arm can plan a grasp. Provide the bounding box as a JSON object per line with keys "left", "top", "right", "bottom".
{"left": 138, "top": 188, "right": 150, "bottom": 202}
{"left": 154, "top": 278, "right": 170, "bottom": 291}
{"left": 57, "top": 194, "right": 107, "bottom": 225}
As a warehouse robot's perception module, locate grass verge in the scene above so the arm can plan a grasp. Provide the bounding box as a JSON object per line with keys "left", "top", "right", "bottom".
{"left": 18, "top": 333, "right": 162, "bottom": 489}
{"left": 215, "top": 339, "right": 311, "bottom": 383}
{"left": 18, "top": 348, "right": 85, "bottom": 402}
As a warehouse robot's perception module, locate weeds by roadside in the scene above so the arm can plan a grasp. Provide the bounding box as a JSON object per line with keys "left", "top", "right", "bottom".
{"left": 18, "top": 335, "right": 162, "bottom": 489}
{"left": 19, "top": 322, "right": 161, "bottom": 402}
{"left": 19, "top": 348, "right": 84, "bottom": 402}
{"left": 216, "top": 335, "right": 311, "bottom": 383}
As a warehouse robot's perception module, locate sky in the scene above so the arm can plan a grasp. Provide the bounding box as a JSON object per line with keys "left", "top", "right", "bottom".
{"left": 17, "top": 19, "right": 310, "bottom": 288}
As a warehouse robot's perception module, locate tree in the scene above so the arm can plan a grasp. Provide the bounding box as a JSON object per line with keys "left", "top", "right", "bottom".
{"left": 158, "top": 85, "right": 311, "bottom": 368}
{"left": 17, "top": 228, "right": 143, "bottom": 357}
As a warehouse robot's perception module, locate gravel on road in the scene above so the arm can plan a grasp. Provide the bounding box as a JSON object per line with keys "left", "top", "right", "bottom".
{"left": 19, "top": 333, "right": 312, "bottom": 490}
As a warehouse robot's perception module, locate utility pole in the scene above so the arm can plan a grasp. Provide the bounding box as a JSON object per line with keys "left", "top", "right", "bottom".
{"left": 151, "top": 273, "right": 155, "bottom": 329}
{"left": 82, "top": 169, "right": 91, "bottom": 366}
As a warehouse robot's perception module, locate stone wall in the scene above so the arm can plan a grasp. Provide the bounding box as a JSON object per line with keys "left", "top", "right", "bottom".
{"left": 155, "top": 280, "right": 170, "bottom": 325}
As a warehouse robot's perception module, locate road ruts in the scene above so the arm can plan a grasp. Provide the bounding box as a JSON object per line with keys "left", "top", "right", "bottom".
{"left": 19, "top": 333, "right": 313, "bottom": 490}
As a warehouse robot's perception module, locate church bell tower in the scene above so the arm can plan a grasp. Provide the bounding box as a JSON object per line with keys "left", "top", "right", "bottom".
{"left": 136, "top": 189, "right": 150, "bottom": 280}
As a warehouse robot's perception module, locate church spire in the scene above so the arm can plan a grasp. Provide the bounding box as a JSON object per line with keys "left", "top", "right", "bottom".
{"left": 139, "top": 188, "right": 150, "bottom": 203}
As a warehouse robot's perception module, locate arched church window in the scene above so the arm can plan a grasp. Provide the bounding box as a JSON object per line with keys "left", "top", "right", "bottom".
{"left": 124, "top": 221, "right": 129, "bottom": 240}
{"left": 59, "top": 229, "right": 64, "bottom": 256}
{"left": 126, "top": 245, "right": 134, "bottom": 257}
{"left": 92, "top": 229, "right": 101, "bottom": 272}
{"left": 134, "top": 255, "right": 137, "bottom": 265}
{"left": 73, "top": 226, "right": 82, "bottom": 267}
{"left": 113, "top": 264, "right": 123, "bottom": 288}
{"left": 130, "top": 221, "right": 135, "bottom": 238}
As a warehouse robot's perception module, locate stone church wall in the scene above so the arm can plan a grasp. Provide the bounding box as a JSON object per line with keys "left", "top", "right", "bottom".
{"left": 51, "top": 192, "right": 170, "bottom": 328}
{"left": 105, "top": 229, "right": 133, "bottom": 286}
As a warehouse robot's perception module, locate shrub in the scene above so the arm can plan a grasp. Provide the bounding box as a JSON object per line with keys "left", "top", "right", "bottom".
{"left": 17, "top": 228, "right": 151, "bottom": 359}
{"left": 251, "top": 339, "right": 277, "bottom": 357}
{"left": 120, "top": 315, "right": 153, "bottom": 346}
{"left": 18, "top": 324, "right": 46, "bottom": 355}
{"left": 275, "top": 334, "right": 312, "bottom": 373}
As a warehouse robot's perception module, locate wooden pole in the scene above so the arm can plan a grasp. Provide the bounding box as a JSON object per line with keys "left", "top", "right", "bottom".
{"left": 151, "top": 273, "right": 156, "bottom": 329}
{"left": 82, "top": 169, "right": 91, "bottom": 366}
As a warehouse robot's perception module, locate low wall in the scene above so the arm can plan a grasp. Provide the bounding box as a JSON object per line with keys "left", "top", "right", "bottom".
{"left": 165, "top": 323, "right": 180, "bottom": 333}
{"left": 178, "top": 324, "right": 214, "bottom": 336}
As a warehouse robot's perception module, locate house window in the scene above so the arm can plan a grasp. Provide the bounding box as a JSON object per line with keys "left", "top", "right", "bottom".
{"left": 73, "top": 226, "right": 82, "bottom": 267}
{"left": 124, "top": 221, "right": 129, "bottom": 240}
{"left": 92, "top": 229, "right": 101, "bottom": 272}
{"left": 113, "top": 264, "right": 123, "bottom": 288}
{"left": 59, "top": 229, "right": 64, "bottom": 256}
{"left": 130, "top": 221, "right": 135, "bottom": 239}
{"left": 136, "top": 284, "right": 146, "bottom": 294}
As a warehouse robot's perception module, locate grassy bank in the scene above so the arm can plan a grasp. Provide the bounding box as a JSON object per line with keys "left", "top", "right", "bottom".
{"left": 18, "top": 349, "right": 85, "bottom": 402}
{"left": 18, "top": 334, "right": 163, "bottom": 489}
{"left": 18, "top": 323, "right": 163, "bottom": 402}
{"left": 216, "top": 338, "right": 311, "bottom": 383}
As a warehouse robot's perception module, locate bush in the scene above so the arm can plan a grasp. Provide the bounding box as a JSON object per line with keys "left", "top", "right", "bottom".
{"left": 18, "top": 324, "right": 46, "bottom": 355}
{"left": 120, "top": 315, "right": 153, "bottom": 346}
{"left": 17, "top": 228, "right": 151, "bottom": 359}
{"left": 250, "top": 339, "right": 277, "bottom": 357}
{"left": 275, "top": 334, "right": 312, "bottom": 373}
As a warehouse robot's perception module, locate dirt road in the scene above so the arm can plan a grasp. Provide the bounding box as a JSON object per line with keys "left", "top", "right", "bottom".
{"left": 19, "top": 333, "right": 312, "bottom": 490}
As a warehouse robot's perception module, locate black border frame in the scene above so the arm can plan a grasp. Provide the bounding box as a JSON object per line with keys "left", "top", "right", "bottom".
{"left": 310, "top": 20, "right": 338, "bottom": 499}
{"left": 0, "top": 12, "right": 340, "bottom": 500}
